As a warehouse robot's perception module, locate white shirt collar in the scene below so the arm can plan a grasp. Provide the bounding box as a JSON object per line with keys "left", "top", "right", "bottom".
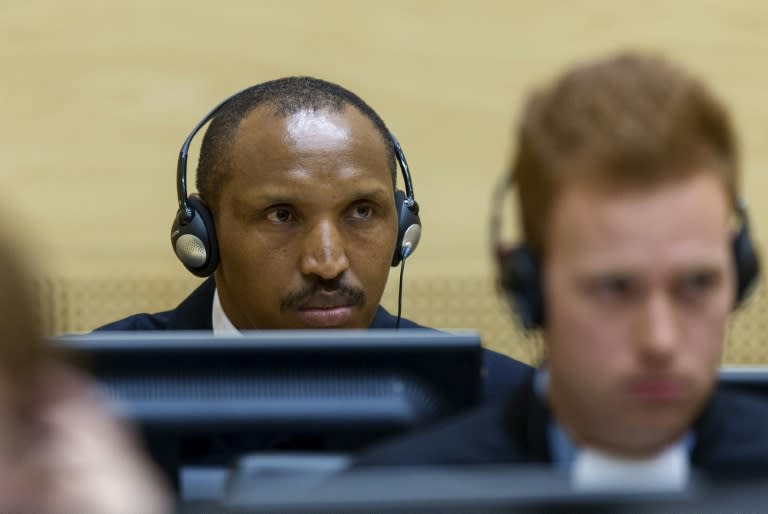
{"left": 211, "top": 287, "right": 242, "bottom": 336}
{"left": 571, "top": 441, "right": 689, "bottom": 492}
{"left": 536, "top": 368, "right": 691, "bottom": 490}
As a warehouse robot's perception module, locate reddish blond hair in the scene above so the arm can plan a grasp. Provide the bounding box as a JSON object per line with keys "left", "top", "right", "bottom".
{"left": 512, "top": 52, "right": 739, "bottom": 255}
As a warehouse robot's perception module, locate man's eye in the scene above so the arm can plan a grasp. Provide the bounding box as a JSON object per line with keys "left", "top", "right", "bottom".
{"left": 588, "top": 277, "right": 633, "bottom": 300}
{"left": 351, "top": 205, "right": 373, "bottom": 220}
{"left": 678, "top": 272, "right": 719, "bottom": 299}
{"left": 266, "top": 207, "right": 294, "bottom": 223}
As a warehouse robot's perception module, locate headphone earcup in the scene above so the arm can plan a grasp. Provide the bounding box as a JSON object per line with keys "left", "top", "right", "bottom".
{"left": 170, "top": 196, "right": 219, "bottom": 277}
{"left": 732, "top": 223, "right": 760, "bottom": 306}
{"left": 496, "top": 244, "right": 544, "bottom": 330}
{"left": 391, "top": 189, "right": 422, "bottom": 267}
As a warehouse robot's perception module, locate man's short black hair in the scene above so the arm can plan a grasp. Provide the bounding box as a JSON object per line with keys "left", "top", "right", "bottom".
{"left": 196, "top": 76, "right": 397, "bottom": 206}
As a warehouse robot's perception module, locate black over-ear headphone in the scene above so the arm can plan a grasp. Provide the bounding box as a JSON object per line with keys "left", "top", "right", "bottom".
{"left": 170, "top": 89, "right": 422, "bottom": 277}
{"left": 491, "top": 175, "right": 761, "bottom": 330}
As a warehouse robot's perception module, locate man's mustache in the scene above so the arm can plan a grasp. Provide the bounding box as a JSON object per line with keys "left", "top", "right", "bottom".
{"left": 280, "top": 281, "right": 366, "bottom": 311}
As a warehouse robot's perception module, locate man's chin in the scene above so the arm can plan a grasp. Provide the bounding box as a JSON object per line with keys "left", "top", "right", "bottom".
{"left": 606, "top": 415, "right": 693, "bottom": 457}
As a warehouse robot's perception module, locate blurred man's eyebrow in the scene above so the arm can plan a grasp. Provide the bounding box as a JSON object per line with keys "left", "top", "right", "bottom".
{"left": 575, "top": 269, "right": 637, "bottom": 279}
{"left": 676, "top": 266, "right": 725, "bottom": 279}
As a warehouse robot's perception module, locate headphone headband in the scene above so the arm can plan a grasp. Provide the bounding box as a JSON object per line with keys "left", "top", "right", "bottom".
{"left": 390, "top": 132, "right": 415, "bottom": 202}
{"left": 176, "top": 91, "right": 242, "bottom": 223}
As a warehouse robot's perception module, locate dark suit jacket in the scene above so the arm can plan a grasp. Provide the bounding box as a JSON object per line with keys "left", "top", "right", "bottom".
{"left": 97, "top": 277, "right": 532, "bottom": 402}
{"left": 357, "top": 367, "right": 768, "bottom": 476}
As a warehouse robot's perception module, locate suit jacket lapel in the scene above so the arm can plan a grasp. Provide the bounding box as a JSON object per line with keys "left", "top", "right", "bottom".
{"left": 167, "top": 277, "right": 216, "bottom": 330}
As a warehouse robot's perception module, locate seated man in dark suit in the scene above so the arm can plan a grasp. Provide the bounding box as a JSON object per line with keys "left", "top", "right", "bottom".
{"left": 358, "top": 52, "right": 768, "bottom": 482}
{"left": 97, "top": 76, "right": 529, "bottom": 399}
{"left": 96, "top": 78, "right": 531, "bottom": 490}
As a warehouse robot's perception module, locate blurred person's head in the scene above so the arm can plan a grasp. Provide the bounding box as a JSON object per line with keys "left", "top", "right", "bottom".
{"left": 0, "top": 226, "right": 169, "bottom": 513}
{"left": 0, "top": 235, "right": 50, "bottom": 508}
{"left": 505, "top": 53, "right": 753, "bottom": 457}
{"left": 0, "top": 237, "right": 48, "bottom": 438}
{"left": 191, "top": 77, "right": 405, "bottom": 330}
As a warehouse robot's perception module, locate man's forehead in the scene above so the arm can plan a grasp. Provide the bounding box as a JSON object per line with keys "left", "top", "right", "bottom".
{"left": 283, "top": 109, "right": 351, "bottom": 144}
{"left": 552, "top": 171, "right": 730, "bottom": 222}
{"left": 546, "top": 172, "right": 732, "bottom": 258}
{"left": 236, "top": 103, "right": 380, "bottom": 142}
{"left": 228, "top": 106, "right": 388, "bottom": 177}
{"left": 216, "top": 105, "right": 392, "bottom": 203}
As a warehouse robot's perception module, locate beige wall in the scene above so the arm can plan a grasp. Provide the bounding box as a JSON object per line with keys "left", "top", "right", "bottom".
{"left": 3, "top": 1, "right": 768, "bottom": 361}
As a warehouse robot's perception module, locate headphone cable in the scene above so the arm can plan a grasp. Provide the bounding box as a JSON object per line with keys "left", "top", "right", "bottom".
{"left": 395, "top": 258, "right": 406, "bottom": 329}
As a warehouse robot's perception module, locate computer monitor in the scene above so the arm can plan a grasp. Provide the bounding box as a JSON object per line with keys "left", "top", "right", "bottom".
{"left": 223, "top": 465, "right": 768, "bottom": 514}
{"left": 719, "top": 366, "right": 768, "bottom": 398}
{"left": 53, "top": 330, "right": 483, "bottom": 485}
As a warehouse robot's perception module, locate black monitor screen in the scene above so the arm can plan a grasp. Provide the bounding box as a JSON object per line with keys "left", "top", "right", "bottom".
{"left": 224, "top": 465, "right": 768, "bottom": 514}
{"left": 719, "top": 366, "right": 768, "bottom": 398}
{"left": 53, "top": 330, "right": 483, "bottom": 477}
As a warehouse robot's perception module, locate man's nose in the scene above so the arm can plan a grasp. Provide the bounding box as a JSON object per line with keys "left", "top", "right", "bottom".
{"left": 300, "top": 220, "right": 350, "bottom": 280}
{"left": 637, "top": 293, "right": 678, "bottom": 364}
